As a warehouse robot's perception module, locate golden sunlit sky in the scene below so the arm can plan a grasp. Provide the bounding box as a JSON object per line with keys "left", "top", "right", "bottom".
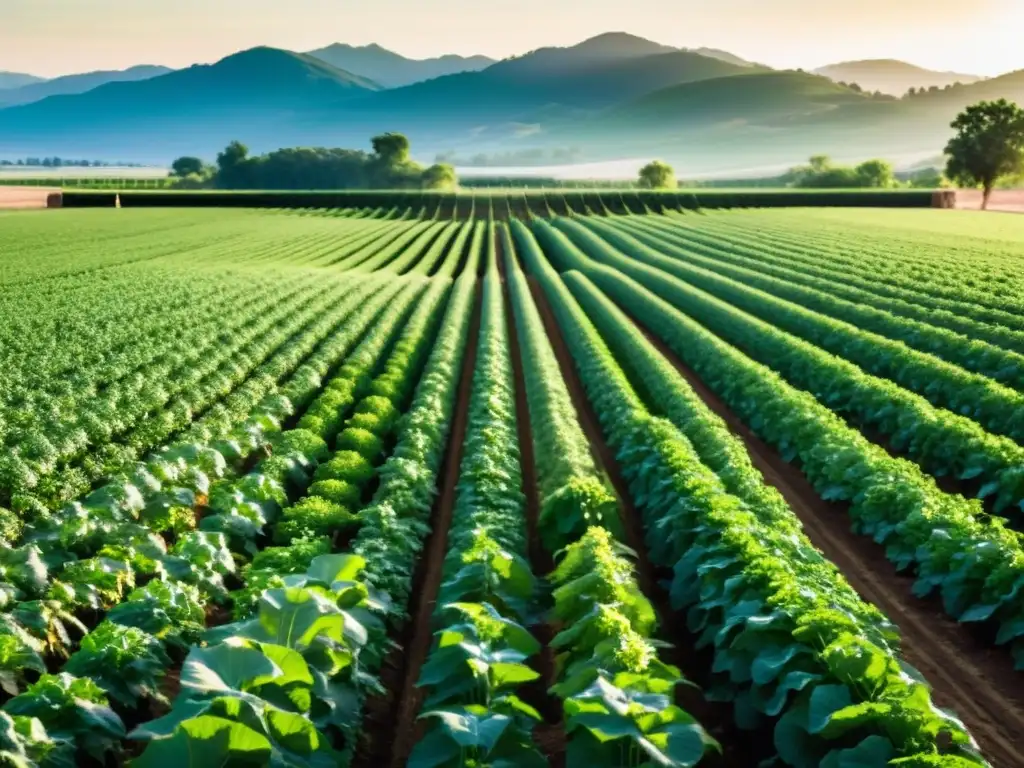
{"left": 2, "top": 0, "right": 1022, "bottom": 78}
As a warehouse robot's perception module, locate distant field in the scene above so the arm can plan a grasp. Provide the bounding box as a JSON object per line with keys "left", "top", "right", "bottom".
{"left": 0, "top": 166, "right": 169, "bottom": 179}
{"left": 0, "top": 205, "right": 1018, "bottom": 766}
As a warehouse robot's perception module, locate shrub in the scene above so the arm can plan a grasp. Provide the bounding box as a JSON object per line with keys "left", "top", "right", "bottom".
{"left": 356, "top": 395, "right": 399, "bottom": 428}
{"left": 275, "top": 497, "right": 357, "bottom": 543}
{"left": 296, "top": 414, "right": 326, "bottom": 437}
{"left": 271, "top": 429, "right": 329, "bottom": 463}
{"left": 313, "top": 451, "right": 375, "bottom": 485}
{"left": 0, "top": 507, "right": 23, "bottom": 545}
{"left": 336, "top": 428, "right": 384, "bottom": 461}
{"left": 347, "top": 413, "right": 382, "bottom": 434}
{"left": 249, "top": 536, "right": 331, "bottom": 573}
{"left": 369, "top": 377, "right": 402, "bottom": 401}
{"left": 309, "top": 479, "right": 362, "bottom": 506}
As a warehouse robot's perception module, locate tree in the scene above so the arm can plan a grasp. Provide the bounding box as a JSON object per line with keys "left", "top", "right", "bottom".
{"left": 370, "top": 133, "right": 411, "bottom": 165}
{"left": 171, "top": 156, "right": 204, "bottom": 177}
{"left": 637, "top": 160, "right": 677, "bottom": 189}
{"left": 217, "top": 141, "right": 248, "bottom": 171}
{"left": 216, "top": 141, "right": 251, "bottom": 188}
{"left": 907, "top": 167, "right": 947, "bottom": 189}
{"left": 945, "top": 99, "right": 1024, "bottom": 209}
{"left": 421, "top": 163, "right": 458, "bottom": 190}
{"left": 854, "top": 159, "right": 895, "bottom": 188}
{"left": 808, "top": 154, "right": 831, "bottom": 173}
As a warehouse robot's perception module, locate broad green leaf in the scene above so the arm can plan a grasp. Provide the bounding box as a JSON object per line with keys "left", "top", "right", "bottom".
{"left": 305, "top": 554, "right": 365, "bottom": 587}
{"left": 180, "top": 641, "right": 279, "bottom": 695}
{"left": 807, "top": 684, "right": 853, "bottom": 734}
{"left": 820, "top": 734, "right": 894, "bottom": 768}
{"left": 133, "top": 716, "right": 271, "bottom": 768}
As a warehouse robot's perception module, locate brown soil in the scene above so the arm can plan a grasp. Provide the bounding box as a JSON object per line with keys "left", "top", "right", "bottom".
{"left": 204, "top": 602, "right": 233, "bottom": 628}
{"left": 497, "top": 231, "right": 566, "bottom": 765}
{"left": 0, "top": 185, "right": 59, "bottom": 209}
{"left": 955, "top": 189, "right": 1024, "bottom": 214}
{"left": 630, "top": 315, "right": 1024, "bottom": 767}
{"left": 527, "top": 277, "right": 776, "bottom": 766}
{"left": 354, "top": 280, "right": 482, "bottom": 768}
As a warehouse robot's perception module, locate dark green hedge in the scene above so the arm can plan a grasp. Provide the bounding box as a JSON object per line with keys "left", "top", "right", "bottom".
{"left": 61, "top": 189, "right": 944, "bottom": 212}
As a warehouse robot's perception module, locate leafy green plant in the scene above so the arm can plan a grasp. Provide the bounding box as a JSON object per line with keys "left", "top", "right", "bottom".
{"left": 4, "top": 673, "right": 125, "bottom": 763}
{"left": 0, "top": 631, "right": 45, "bottom": 697}
{"left": 335, "top": 428, "right": 384, "bottom": 462}
{"left": 500, "top": 222, "right": 622, "bottom": 549}
{"left": 107, "top": 580, "right": 206, "bottom": 650}
{"left": 418, "top": 602, "right": 541, "bottom": 708}
{"left": 308, "top": 479, "right": 362, "bottom": 507}
{"left": 274, "top": 497, "right": 357, "bottom": 543}
{"left": 314, "top": 452, "right": 375, "bottom": 486}
{"left": 64, "top": 621, "right": 171, "bottom": 708}
{"left": 517, "top": 219, "right": 986, "bottom": 766}
{"left": 409, "top": 705, "right": 547, "bottom": 768}
{"left": 0, "top": 711, "right": 62, "bottom": 768}
{"left": 565, "top": 677, "right": 717, "bottom": 767}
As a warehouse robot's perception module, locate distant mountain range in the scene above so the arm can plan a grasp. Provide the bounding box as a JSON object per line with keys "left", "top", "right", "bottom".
{"left": 0, "top": 71, "right": 47, "bottom": 90}
{"left": 0, "top": 65, "right": 173, "bottom": 108}
{"left": 306, "top": 43, "right": 493, "bottom": 88}
{"left": 0, "top": 33, "right": 1020, "bottom": 175}
{"left": 814, "top": 59, "right": 983, "bottom": 96}
{"left": 0, "top": 49, "right": 380, "bottom": 160}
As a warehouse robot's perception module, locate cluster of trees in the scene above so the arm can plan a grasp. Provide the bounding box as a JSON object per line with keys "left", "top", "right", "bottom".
{"left": 834, "top": 81, "right": 897, "bottom": 101}
{"left": 904, "top": 83, "right": 966, "bottom": 98}
{"left": 786, "top": 155, "right": 899, "bottom": 188}
{"left": 773, "top": 99, "right": 1024, "bottom": 207}
{"left": 170, "top": 133, "right": 457, "bottom": 191}
{"left": 0, "top": 158, "right": 144, "bottom": 168}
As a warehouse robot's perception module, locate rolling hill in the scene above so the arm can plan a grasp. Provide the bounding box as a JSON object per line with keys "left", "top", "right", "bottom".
{"left": 815, "top": 59, "right": 982, "bottom": 96}
{"left": 0, "top": 65, "right": 173, "bottom": 108}
{"left": 687, "top": 48, "right": 756, "bottom": 68}
{"left": 609, "top": 70, "right": 869, "bottom": 124}
{"left": 0, "top": 32, "right": 1020, "bottom": 173}
{"left": 0, "top": 72, "right": 46, "bottom": 91}
{"left": 573, "top": 68, "right": 1024, "bottom": 173}
{"left": 307, "top": 43, "right": 494, "bottom": 88}
{"left": 337, "top": 34, "right": 756, "bottom": 135}
{"left": 0, "top": 48, "right": 381, "bottom": 160}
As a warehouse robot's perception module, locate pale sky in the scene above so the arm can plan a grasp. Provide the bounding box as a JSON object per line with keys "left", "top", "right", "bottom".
{"left": 2, "top": 0, "right": 1021, "bottom": 78}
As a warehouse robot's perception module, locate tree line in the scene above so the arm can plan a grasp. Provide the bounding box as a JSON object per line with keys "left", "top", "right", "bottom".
{"left": 0, "top": 158, "right": 146, "bottom": 168}
{"left": 170, "top": 133, "right": 457, "bottom": 191}
{"left": 634, "top": 99, "right": 1024, "bottom": 208}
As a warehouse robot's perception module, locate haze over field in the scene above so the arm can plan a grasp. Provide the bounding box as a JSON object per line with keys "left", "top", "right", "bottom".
{"left": 0, "top": 0, "right": 1022, "bottom": 174}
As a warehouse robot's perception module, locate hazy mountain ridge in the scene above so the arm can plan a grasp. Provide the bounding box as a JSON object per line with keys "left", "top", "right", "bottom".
{"left": 307, "top": 42, "right": 494, "bottom": 87}
{"left": 0, "top": 66, "right": 173, "bottom": 107}
{"left": 0, "top": 33, "right": 1021, "bottom": 174}
{"left": 0, "top": 72, "right": 47, "bottom": 91}
{"left": 0, "top": 48, "right": 380, "bottom": 159}
{"left": 814, "top": 59, "right": 983, "bottom": 96}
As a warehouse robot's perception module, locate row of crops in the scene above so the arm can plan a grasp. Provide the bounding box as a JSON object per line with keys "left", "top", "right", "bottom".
{"left": 55, "top": 187, "right": 946, "bottom": 214}
{"left": 0, "top": 205, "right": 1019, "bottom": 766}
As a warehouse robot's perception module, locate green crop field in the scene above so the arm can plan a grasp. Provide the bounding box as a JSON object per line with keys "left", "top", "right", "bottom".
{"left": 0, "top": 204, "right": 1020, "bottom": 767}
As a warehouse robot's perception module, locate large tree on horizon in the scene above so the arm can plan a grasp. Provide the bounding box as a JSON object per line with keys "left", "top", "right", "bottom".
{"left": 637, "top": 160, "right": 677, "bottom": 190}
{"left": 945, "top": 99, "right": 1024, "bottom": 210}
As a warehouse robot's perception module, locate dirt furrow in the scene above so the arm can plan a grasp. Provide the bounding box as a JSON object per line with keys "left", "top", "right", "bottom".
{"left": 627, "top": 312, "right": 1024, "bottom": 768}
{"left": 527, "top": 276, "right": 774, "bottom": 766}
{"left": 352, "top": 281, "right": 483, "bottom": 768}
{"left": 497, "top": 233, "right": 566, "bottom": 765}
